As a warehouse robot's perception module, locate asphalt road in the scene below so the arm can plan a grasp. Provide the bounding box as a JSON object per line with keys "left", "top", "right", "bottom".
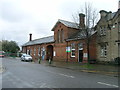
{"left": 2, "top": 57, "right": 119, "bottom": 88}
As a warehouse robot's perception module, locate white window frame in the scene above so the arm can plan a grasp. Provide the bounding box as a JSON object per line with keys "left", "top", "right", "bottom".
{"left": 100, "top": 26, "right": 103, "bottom": 35}
{"left": 31, "top": 49, "right": 32, "bottom": 56}
{"left": 71, "top": 43, "right": 75, "bottom": 57}
{"left": 100, "top": 45, "right": 107, "bottom": 57}
{"left": 103, "top": 26, "right": 106, "bottom": 35}
{"left": 100, "top": 26, "right": 106, "bottom": 36}
{"left": 101, "top": 46, "right": 104, "bottom": 57}
{"left": 38, "top": 47, "right": 41, "bottom": 56}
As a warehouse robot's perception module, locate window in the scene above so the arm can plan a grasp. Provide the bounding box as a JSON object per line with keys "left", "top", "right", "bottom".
{"left": 61, "top": 29, "right": 64, "bottom": 43}
{"left": 28, "top": 50, "right": 30, "bottom": 55}
{"left": 119, "top": 22, "right": 120, "bottom": 32}
{"left": 27, "top": 50, "right": 29, "bottom": 55}
{"left": 57, "top": 30, "right": 61, "bottom": 43}
{"left": 100, "top": 45, "right": 107, "bottom": 57}
{"left": 103, "top": 26, "right": 106, "bottom": 35}
{"left": 59, "top": 30, "right": 61, "bottom": 43}
{"left": 100, "top": 26, "right": 106, "bottom": 35}
{"left": 31, "top": 49, "right": 32, "bottom": 55}
{"left": 34, "top": 47, "right": 36, "bottom": 56}
{"left": 71, "top": 43, "right": 75, "bottom": 57}
{"left": 41, "top": 47, "right": 45, "bottom": 56}
{"left": 78, "top": 43, "right": 83, "bottom": 50}
{"left": 38, "top": 47, "right": 41, "bottom": 56}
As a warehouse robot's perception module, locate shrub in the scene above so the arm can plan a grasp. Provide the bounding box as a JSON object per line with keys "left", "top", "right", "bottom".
{"left": 114, "top": 57, "right": 120, "bottom": 65}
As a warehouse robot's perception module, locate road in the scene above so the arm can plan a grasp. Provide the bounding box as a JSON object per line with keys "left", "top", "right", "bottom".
{"left": 2, "top": 57, "right": 119, "bottom": 88}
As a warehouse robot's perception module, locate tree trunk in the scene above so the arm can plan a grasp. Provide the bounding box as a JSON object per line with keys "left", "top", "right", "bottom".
{"left": 87, "top": 40, "right": 90, "bottom": 64}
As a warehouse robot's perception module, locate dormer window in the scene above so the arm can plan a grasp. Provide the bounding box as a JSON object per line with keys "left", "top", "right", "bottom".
{"left": 100, "top": 26, "right": 106, "bottom": 36}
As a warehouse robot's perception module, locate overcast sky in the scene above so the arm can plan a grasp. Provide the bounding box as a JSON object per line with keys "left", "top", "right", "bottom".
{"left": 0, "top": 0, "right": 119, "bottom": 46}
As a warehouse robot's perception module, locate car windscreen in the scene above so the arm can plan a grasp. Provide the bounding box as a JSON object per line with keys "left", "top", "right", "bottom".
{"left": 25, "top": 55, "right": 31, "bottom": 57}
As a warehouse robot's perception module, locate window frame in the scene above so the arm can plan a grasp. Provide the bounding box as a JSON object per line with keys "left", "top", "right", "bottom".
{"left": 71, "top": 43, "right": 75, "bottom": 57}
{"left": 38, "top": 47, "right": 41, "bottom": 56}
{"left": 100, "top": 45, "right": 107, "bottom": 57}
{"left": 34, "top": 47, "right": 36, "bottom": 56}
{"left": 61, "top": 29, "right": 64, "bottom": 43}
{"left": 100, "top": 26, "right": 106, "bottom": 36}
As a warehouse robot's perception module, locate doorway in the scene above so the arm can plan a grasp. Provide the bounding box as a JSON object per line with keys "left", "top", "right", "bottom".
{"left": 79, "top": 50, "right": 83, "bottom": 62}
{"left": 46, "top": 45, "right": 53, "bottom": 60}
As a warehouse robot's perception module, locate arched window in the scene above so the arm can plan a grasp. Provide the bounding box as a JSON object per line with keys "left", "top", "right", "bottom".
{"left": 57, "top": 30, "right": 61, "bottom": 43}
{"left": 61, "top": 29, "right": 64, "bottom": 43}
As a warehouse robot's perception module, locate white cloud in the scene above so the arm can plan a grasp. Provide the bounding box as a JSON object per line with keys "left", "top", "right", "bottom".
{"left": 0, "top": 0, "right": 118, "bottom": 46}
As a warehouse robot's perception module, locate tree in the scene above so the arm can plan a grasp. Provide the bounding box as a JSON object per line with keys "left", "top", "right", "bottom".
{"left": 72, "top": 2, "right": 98, "bottom": 63}
{"left": 1, "top": 40, "right": 20, "bottom": 53}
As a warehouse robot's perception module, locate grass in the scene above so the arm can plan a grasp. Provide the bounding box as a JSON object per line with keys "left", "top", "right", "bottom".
{"left": 79, "top": 63, "right": 95, "bottom": 69}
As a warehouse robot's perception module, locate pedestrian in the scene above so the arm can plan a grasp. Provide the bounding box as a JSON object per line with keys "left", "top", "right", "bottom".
{"left": 49, "top": 57, "right": 52, "bottom": 64}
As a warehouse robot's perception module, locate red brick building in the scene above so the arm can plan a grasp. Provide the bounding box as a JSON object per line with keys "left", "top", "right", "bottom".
{"left": 22, "top": 14, "right": 97, "bottom": 63}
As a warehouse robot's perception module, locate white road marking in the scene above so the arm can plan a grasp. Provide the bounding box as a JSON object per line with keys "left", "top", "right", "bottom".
{"left": 59, "top": 73, "right": 75, "bottom": 78}
{"left": 39, "top": 83, "right": 47, "bottom": 88}
{"left": 97, "top": 82, "right": 119, "bottom": 88}
{"left": 45, "top": 70, "right": 75, "bottom": 78}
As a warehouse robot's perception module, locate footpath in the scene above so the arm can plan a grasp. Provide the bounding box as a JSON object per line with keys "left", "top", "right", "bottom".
{"left": 0, "top": 65, "right": 4, "bottom": 74}
{"left": 39, "top": 60, "right": 119, "bottom": 77}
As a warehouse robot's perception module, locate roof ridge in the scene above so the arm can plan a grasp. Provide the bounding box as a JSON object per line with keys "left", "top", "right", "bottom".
{"left": 30, "top": 35, "right": 54, "bottom": 42}
{"left": 58, "top": 19, "right": 78, "bottom": 24}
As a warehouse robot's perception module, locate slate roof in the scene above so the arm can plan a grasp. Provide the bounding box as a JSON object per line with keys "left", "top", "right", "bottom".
{"left": 107, "top": 12, "right": 116, "bottom": 20}
{"left": 22, "top": 36, "right": 54, "bottom": 46}
{"left": 66, "top": 29, "right": 97, "bottom": 41}
{"left": 52, "top": 19, "right": 79, "bottom": 31}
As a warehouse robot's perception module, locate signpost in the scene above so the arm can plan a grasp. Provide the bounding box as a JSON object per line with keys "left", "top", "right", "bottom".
{"left": 66, "top": 47, "right": 71, "bottom": 52}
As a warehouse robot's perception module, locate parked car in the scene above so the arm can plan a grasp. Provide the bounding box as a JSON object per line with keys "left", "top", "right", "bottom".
{"left": 21, "top": 54, "right": 32, "bottom": 62}
{"left": 0, "top": 51, "right": 5, "bottom": 58}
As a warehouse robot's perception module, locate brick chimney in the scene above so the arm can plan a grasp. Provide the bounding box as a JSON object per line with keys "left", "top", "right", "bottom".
{"left": 79, "top": 13, "right": 85, "bottom": 29}
{"left": 29, "top": 33, "right": 32, "bottom": 41}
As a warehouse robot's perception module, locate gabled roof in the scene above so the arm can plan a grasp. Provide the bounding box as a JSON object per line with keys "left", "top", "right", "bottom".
{"left": 51, "top": 19, "right": 79, "bottom": 31}
{"left": 22, "top": 36, "right": 54, "bottom": 46}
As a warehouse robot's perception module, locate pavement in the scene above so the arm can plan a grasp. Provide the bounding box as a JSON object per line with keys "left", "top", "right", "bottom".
{"left": 0, "top": 58, "right": 3, "bottom": 74}
{"left": 37, "top": 60, "right": 119, "bottom": 77}
{"left": 0, "top": 64, "right": 5, "bottom": 74}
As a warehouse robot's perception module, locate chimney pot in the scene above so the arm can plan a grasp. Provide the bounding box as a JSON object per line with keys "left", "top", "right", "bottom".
{"left": 29, "top": 33, "right": 32, "bottom": 41}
